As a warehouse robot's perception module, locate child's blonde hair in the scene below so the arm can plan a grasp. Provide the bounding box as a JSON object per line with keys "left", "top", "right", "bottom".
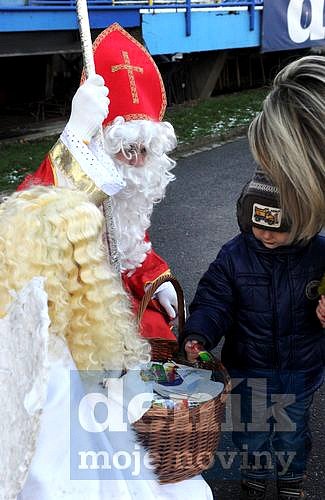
{"left": 248, "top": 55, "right": 325, "bottom": 243}
{"left": 0, "top": 186, "right": 150, "bottom": 370}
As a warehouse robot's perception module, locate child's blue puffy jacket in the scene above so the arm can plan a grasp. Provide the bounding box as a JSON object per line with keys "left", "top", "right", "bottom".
{"left": 182, "top": 233, "right": 325, "bottom": 393}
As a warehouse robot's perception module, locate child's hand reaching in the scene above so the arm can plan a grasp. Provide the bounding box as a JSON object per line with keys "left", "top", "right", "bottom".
{"left": 316, "top": 295, "right": 325, "bottom": 328}
{"left": 184, "top": 340, "right": 205, "bottom": 363}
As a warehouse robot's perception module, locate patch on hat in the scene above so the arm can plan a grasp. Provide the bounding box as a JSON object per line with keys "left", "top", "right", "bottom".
{"left": 252, "top": 203, "right": 282, "bottom": 228}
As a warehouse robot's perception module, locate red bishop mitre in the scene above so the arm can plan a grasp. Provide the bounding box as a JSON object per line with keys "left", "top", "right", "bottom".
{"left": 82, "top": 23, "right": 167, "bottom": 127}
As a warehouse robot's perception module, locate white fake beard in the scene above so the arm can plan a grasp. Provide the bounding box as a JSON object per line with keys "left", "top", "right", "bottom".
{"left": 111, "top": 157, "right": 174, "bottom": 273}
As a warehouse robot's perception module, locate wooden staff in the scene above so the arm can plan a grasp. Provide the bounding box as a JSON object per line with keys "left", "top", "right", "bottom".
{"left": 76, "top": 0, "right": 121, "bottom": 273}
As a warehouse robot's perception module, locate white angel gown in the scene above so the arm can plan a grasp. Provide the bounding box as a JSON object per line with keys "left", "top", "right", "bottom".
{"left": 18, "top": 331, "right": 214, "bottom": 500}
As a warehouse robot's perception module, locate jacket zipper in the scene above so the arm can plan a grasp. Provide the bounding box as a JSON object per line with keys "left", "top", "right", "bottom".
{"left": 271, "top": 267, "right": 280, "bottom": 368}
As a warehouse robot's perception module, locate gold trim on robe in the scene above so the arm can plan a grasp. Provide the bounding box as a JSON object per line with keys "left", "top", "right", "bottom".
{"left": 49, "top": 140, "right": 107, "bottom": 206}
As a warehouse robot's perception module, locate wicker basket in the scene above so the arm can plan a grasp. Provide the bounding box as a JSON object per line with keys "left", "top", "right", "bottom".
{"left": 137, "top": 273, "right": 184, "bottom": 361}
{"left": 134, "top": 274, "right": 231, "bottom": 484}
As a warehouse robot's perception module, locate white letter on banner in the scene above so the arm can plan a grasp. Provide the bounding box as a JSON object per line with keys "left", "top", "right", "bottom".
{"left": 309, "top": 0, "right": 325, "bottom": 41}
{"left": 287, "top": 0, "right": 325, "bottom": 43}
{"left": 287, "top": 0, "right": 310, "bottom": 43}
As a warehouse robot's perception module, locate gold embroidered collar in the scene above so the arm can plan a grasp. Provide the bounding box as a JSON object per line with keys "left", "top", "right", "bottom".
{"left": 49, "top": 140, "right": 107, "bottom": 206}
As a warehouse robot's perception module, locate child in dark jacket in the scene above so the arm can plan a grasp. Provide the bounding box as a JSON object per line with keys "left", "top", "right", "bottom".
{"left": 180, "top": 171, "right": 325, "bottom": 500}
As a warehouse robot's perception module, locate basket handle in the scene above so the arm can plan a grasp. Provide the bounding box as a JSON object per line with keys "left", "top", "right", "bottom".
{"left": 137, "top": 273, "right": 185, "bottom": 334}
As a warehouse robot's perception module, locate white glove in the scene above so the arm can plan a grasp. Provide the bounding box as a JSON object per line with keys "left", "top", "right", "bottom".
{"left": 155, "top": 281, "right": 178, "bottom": 319}
{"left": 66, "top": 74, "right": 109, "bottom": 143}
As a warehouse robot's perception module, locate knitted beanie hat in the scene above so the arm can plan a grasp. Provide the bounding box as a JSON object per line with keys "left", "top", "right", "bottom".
{"left": 237, "top": 169, "right": 291, "bottom": 233}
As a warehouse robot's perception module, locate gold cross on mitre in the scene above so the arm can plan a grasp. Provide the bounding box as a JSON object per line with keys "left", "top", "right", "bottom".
{"left": 111, "top": 51, "right": 144, "bottom": 104}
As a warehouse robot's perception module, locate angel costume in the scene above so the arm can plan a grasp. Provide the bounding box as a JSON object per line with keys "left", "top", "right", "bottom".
{"left": 0, "top": 278, "right": 213, "bottom": 500}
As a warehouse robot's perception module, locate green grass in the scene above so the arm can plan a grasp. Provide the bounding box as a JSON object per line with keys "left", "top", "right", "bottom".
{"left": 166, "top": 87, "right": 268, "bottom": 147}
{"left": 0, "top": 138, "right": 57, "bottom": 192}
{"left": 0, "top": 87, "right": 268, "bottom": 192}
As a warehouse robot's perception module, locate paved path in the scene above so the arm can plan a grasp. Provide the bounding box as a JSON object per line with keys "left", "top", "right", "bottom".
{"left": 150, "top": 137, "right": 325, "bottom": 500}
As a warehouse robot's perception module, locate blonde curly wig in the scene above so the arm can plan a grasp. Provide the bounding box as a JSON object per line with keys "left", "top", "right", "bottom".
{"left": 0, "top": 186, "right": 150, "bottom": 370}
{"left": 248, "top": 55, "right": 325, "bottom": 243}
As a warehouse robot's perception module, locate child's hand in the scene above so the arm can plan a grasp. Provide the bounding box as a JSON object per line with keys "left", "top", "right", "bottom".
{"left": 184, "top": 340, "right": 204, "bottom": 363}
{"left": 316, "top": 295, "right": 325, "bottom": 328}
